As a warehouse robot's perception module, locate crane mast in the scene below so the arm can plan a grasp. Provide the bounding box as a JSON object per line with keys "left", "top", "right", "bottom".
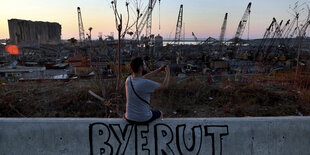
{"left": 77, "top": 7, "right": 85, "bottom": 43}
{"left": 132, "top": 0, "right": 157, "bottom": 39}
{"left": 234, "top": 2, "right": 252, "bottom": 41}
{"left": 219, "top": 13, "right": 228, "bottom": 44}
{"left": 146, "top": 0, "right": 154, "bottom": 37}
{"left": 175, "top": 4, "right": 184, "bottom": 44}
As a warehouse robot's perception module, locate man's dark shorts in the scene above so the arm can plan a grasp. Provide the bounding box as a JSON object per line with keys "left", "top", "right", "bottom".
{"left": 124, "top": 110, "right": 162, "bottom": 125}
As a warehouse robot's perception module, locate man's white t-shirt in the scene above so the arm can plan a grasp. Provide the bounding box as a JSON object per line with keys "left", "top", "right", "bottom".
{"left": 125, "top": 75, "right": 160, "bottom": 122}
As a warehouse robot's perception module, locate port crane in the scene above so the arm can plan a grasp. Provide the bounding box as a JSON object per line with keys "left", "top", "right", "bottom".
{"left": 128, "top": 0, "right": 159, "bottom": 40}
{"left": 219, "top": 13, "right": 228, "bottom": 44}
{"left": 77, "top": 7, "right": 85, "bottom": 44}
{"left": 145, "top": 0, "right": 156, "bottom": 37}
{"left": 219, "top": 13, "right": 228, "bottom": 52}
{"left": 174, "top": 4, "right": 184, "bottom": 45}
{"left": 192, "top": 32, "right": 198, "bottom": 43}
{"left": 234, "top": 2, "right": 252, "bottom": 42}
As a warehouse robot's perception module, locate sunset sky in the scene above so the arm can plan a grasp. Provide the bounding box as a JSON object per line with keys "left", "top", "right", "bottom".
{"left": 0, "top": 0, "right": 308, "bottom": 40}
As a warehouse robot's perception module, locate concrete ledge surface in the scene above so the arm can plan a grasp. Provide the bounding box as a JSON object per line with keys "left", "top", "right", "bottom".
{"left": 0, "top": 117, "right": 309, "bottom": 155}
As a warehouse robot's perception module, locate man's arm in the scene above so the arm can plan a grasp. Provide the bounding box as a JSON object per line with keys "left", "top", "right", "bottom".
{"left": 143, "top": 66, "right": 164, "bottom": 79}
{"left": 143, "top": 61, "right": 168, "bottom": 79}
{"left": 156, "top": 65, "right": 170, "bottom": 90}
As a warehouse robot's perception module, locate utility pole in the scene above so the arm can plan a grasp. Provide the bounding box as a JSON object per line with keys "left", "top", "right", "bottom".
{"left": 117, "top": 16, "right": 122, "bottom": 94}
{"left": 88, "top": 27, "right": 93, "bottom": 65}
{"left": 183, "top": 23, "right": 186, "bottom": 43}
{"left": 136, "top": 8, "right": 140, "bottom": 44}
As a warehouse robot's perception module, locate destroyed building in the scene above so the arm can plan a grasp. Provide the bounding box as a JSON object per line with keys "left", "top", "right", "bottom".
{"left": 8, "top": 19, "right": 61, "bottom": 45}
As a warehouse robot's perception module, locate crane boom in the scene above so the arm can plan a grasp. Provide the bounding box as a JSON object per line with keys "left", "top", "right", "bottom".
{"left": 175, "top": 4, "right": 184, "bottom": 44}
{"left": 77, "top": 7, "right": 85, "bottom": 43}
{"left": 192, "top": 32, "right": 198, "bottom": 42}
{"left": 146, "top": 0, "right": 154, "bottom": 37}
{"left": 219, "top": 13, "right": 228, "bottom": 44}
{"left": 132, "top": 0, "right": 157, "bottom": 39}
{"left": 235, "top": 2, "right": 252, "bottom": 40}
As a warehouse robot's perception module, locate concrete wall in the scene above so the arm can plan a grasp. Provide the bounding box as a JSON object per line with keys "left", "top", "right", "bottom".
{"left": 0, "top": 117, "right": 309, "bottom": 155}
{"left": 8, "top": 19, "right": 61, "bottom": 45}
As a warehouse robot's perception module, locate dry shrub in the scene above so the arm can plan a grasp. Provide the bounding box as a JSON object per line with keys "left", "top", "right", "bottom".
{"left": 152, "top": 78, "right": 302, "bottom": 117}
{"left": 0, "top": 77, "right": 309, "bottom": 118}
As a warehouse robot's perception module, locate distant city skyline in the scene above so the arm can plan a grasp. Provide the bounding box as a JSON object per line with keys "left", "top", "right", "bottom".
{"left": 0, "top": 0, "right": 309, "bottom": 40}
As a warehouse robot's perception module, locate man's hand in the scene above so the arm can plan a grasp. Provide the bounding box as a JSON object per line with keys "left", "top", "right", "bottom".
{"left": 159, "top": 64, "right": 166, "bottom": 72}
{"left": 159, "top": 60, "right": 169, "bottom": 72}
{"left": 156, "top": 64, "right": 170, "bottom": 91}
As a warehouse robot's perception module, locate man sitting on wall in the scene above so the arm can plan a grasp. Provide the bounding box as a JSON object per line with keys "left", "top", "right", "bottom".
{"left": 124, "top": 57, "right": 170, "bottom": 124}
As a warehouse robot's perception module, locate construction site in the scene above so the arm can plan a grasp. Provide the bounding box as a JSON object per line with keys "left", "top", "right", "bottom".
{"left": 0, "top": 1, "right": 310, "bottom": 118}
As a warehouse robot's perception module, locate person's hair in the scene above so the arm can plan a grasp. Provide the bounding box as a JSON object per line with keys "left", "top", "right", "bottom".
{"left": 130, "top": 57, "right": 144, "bottom": 73}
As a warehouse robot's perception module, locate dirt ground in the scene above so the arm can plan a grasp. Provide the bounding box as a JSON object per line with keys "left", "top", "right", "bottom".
{"left": 0, "top": 78, "right": 309, "bottom": 118}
